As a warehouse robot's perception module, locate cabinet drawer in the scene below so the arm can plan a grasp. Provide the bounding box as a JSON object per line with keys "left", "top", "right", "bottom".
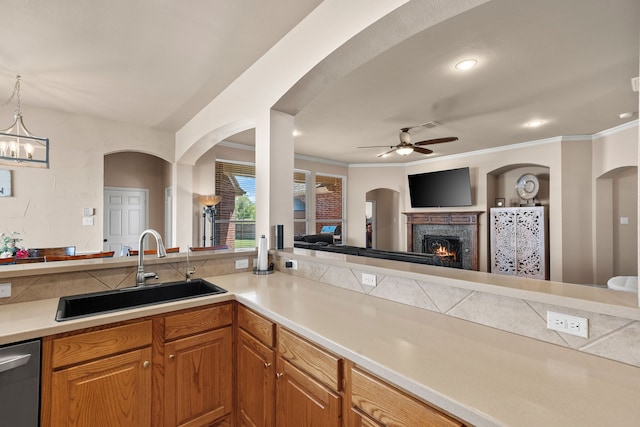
{"left": 51, "top": 320, "right": 152, "bottom": 368}
{"left": 278, "top": 327, "right": 342, "bottom": 391}
{"left": 351, "top": 367, "right": 463, "bottom": 427}
{"left": 164, "top": 303, "right": 232, "bottom": 341}
{"left": 238, "top": 304, "right": 276, "bottom": 347}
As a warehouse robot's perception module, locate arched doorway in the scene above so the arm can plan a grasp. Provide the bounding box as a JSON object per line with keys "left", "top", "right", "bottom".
{"left": 104, "top": 152, "right": 172, "bottom": 254}
{"left": 365, "top": 188, "right": 399, "bottom": 251}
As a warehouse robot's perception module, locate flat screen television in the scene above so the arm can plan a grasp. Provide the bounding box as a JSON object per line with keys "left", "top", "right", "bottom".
{"left": 408, "top": 167, "right": 472, "bottom": 208}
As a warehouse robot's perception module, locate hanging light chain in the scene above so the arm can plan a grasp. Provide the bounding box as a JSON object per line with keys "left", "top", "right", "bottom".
{"left": 1, "top": 75, "right": 21, "bottom": 115}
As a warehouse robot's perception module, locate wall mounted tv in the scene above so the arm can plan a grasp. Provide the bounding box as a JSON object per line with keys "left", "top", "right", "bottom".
{"left": 408, "top": 167, "right": 472, "bottom": 208}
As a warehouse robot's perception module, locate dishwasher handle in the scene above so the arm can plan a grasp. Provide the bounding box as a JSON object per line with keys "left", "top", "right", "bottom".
{"left": 0, "top": 354, "right": 31, "bottom": 373}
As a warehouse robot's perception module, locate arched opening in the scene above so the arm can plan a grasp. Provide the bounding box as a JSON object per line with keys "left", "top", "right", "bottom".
{"left": 594, "top": 166, "right": 638, "bottom": 285}
{"left": 365, "top": 188, "right": 400, "bottom": 251}
{"left": 104, "top": 151, "right": 172, "bottom": 255}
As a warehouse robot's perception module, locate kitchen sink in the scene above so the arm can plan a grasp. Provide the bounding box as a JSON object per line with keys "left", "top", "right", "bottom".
{"left": 55, "top": 279, "right": 227, "bottom": 321}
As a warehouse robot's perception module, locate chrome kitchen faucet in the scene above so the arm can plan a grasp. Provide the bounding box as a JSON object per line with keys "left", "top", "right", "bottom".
{"left": 135, "top": 229, "right": 167, "bottom": 287}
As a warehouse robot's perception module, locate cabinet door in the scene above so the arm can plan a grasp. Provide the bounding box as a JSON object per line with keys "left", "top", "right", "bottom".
{"left": 276, "top": 358, "right": 341, "bottom": 427}
{"left": 237, "top": 329, "right": 275, "bottom": 427}
{"left": 50, "top": 347, "right": 152, "bottom": 427}
{"left": 164, "top": 327, "right": 232, "bottom": 427}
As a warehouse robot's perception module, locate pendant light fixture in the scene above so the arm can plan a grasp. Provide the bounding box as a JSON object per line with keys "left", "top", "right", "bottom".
{"left": 0, "top": 75, "right": 49, "bottom": 168}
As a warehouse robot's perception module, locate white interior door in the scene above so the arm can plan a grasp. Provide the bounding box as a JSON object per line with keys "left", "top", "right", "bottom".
{"left": 104, "top": 187, "right": 149, "bottom": 255}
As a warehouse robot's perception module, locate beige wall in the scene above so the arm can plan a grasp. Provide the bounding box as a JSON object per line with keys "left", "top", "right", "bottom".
{"left": 612, "top": 168, "right": 638, "bottom": 276}
{"left": 560, "top": 139, "right": 593, "bottom": 284}
{"left": 0, "top": 106, "right": 174, "bottom": 252}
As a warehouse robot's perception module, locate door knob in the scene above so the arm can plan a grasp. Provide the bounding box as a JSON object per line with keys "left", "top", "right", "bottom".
{"left": 264, "top": 362, "right": 272, "bottom": 368}
{"left": 169, "top": 354, "right": 175, "bottom": 360}
{"left": 143, "top": 361, "right": 150, "bottom": 368}
{"left": 276, "top": 372, "right": 284, "bottom": 379}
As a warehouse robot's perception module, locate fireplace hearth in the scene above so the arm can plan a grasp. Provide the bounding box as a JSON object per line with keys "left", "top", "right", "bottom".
{"left": 422, "top": 235, "right": 462, "bottom": 269}
{"left": 404, "top": 212, "right": 482, "bottom": 271}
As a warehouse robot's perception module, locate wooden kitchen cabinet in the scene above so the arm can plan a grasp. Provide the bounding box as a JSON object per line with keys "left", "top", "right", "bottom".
{"left": 236, "top": 304, "right": 276, "bottom": 427}
{"left": 236, "top": 305, "right": 343, "bottom": 427}
{"left": 276, "top": 327, "right": 343, "bottom": 427}
{"left": 41, "top": 302, "right": 233, "bottom": 427}
{"left": 42, "top": 320, "right": 154, "bottom": 427}
{"left": 348, "top": 363, "right": 464, "bottom": 427}
{"left": 162, "top": 304, "right": 233, "bottom": 427}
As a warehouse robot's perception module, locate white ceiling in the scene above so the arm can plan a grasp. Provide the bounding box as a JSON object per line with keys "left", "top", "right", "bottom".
{"left": 0, "top": 0, "right": 638, "bottom": 165}
{"left": 0, "top": 0, "right": 322, "bottom": 131}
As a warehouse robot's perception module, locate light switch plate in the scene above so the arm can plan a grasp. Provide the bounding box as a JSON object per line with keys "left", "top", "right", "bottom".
{"left": 82, "top": 216, "right": 94, "bottom": 226}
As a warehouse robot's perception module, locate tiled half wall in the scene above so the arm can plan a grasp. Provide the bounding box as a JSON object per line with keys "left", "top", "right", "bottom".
{"left": 0, "top": 256, "right": 252, "bottom": 306}
{"left": 274, "top": 253, "right": 640, "bottom": 368}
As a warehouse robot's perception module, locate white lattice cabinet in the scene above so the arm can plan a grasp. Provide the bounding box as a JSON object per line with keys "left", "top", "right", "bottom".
{"left": 490, "top": 207, "right": 548, "bottom": 279}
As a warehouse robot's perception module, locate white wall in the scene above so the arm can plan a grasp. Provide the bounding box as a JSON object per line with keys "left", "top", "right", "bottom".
{"left": 0, "top": 105, "right": 173, "bottom": 252}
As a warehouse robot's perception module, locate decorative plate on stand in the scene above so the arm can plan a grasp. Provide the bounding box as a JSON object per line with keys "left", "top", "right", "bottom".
{"left": 516, "top": 173, "right": 539, "bottom": 202}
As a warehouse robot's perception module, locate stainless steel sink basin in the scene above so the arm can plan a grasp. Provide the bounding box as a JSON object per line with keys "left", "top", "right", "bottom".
{"left": 55, "top": 279, "right": 227, "bottom": 321}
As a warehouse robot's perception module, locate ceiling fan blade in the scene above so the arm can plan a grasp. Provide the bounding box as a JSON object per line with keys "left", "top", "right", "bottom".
{"left": 413, "top": 146, "right": 433, "bottom": 155}
{"left": 377, "top": 148, "right": 397, "bottom": 158}
{"left": 358, "top": 145, "right": 395, "bottom": 149}
{"left": 414, "top": 136, "right": 458, "bottom": 146}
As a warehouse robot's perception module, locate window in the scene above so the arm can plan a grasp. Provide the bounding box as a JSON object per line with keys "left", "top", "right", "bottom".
{"left": 213, "top": 161, "right": 345, "bottom": 246}
{"left": 315, "top": 174, "right": 345, "bottom": 242}
{"left": 293, "top": 171, "right": 310, "bottom": 236}
{"left": 215, "top": 161, "right": 256, "bottom": 249}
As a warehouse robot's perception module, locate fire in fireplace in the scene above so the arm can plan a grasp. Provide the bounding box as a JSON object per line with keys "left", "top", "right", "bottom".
{"left": 422, "top": 235, "right": 462, "bottom": 269}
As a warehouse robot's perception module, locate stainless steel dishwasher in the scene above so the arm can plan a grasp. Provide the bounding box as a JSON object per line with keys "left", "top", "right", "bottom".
{"left": 0, "top": 339, "right": 41, "bottom": 426}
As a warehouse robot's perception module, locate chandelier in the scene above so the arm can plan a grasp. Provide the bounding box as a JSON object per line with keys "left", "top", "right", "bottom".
{"left": 0, "top": 75, "right": 49, "bottom": 168}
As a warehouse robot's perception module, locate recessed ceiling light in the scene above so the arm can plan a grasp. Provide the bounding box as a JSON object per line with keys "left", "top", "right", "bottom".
{"left": 619, "top": 112, "right": 633, "bottom": 119}
{"left": 455, "top": 59, "right": 477, "bottom": 71}
{"left": 526, "top": 120, "right": 544, "bottom": 128}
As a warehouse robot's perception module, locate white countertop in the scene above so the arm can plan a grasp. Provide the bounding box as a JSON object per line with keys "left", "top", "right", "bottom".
{"left": 1, "top": 271, "right": 638, "bottom": 426}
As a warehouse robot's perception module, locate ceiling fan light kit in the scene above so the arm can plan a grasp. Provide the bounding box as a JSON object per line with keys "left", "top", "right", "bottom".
{"left": 358, "top": 123, "right": 458, "bottom": 158}
{"left": 395, "top": 146, "right": 414, "bottom": 156}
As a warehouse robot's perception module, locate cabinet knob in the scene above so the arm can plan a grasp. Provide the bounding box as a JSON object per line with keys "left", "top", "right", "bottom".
{"left": 169, "top": 354, "right": 175, "bottom": 360}
{"left": 276, "top": 372, "right": 284, "bottom": 379}
{"left": 264, "top": 362, "right": 272, "bottom": 368}
{"left": 143, "top": 361, "right": 150, "bottom": 368}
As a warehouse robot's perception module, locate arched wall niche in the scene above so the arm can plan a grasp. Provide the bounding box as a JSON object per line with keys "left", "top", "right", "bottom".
{"left": 594, "top": 166, "right": 638, "bottom": 285}
{"left": 485, "top": 163, "right": 551, "bottom": 274}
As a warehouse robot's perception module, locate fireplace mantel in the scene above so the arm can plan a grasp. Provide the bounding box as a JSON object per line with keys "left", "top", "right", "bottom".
{"left": 403, "top": 211, "right": 483, "bottom": 271}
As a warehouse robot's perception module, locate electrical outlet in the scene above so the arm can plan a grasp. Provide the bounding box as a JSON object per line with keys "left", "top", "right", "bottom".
{"left": 0, "top": 283, "right": 11, "bottom": 298}
{"left": 547, "top": 311, "right": 588, "bottom": 338}
{"left": 235, "top": 259, "right": 249, "bottom": 269}
{"left": 361, "top": 273, "right": 377, "bottom": 287}
{"left": 285, "top": 259, "right": 298, "bottom": 270}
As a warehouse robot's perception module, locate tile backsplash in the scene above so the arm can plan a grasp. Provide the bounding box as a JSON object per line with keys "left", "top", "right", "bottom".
{"left": 0, "top": 255, "right": 252, "bottom": 305}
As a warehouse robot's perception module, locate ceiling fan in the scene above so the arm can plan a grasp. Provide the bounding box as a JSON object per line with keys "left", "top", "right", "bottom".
{"left": 358, "top": 124, "right": 458, "bottom": 157}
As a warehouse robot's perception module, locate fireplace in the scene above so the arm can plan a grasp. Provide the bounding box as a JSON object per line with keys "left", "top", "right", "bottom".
{"left": 404, "top": 212, "right": 482, "bottom": 271}
{"left": 422, "top": 235, "right": 462, "bottom": 269}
